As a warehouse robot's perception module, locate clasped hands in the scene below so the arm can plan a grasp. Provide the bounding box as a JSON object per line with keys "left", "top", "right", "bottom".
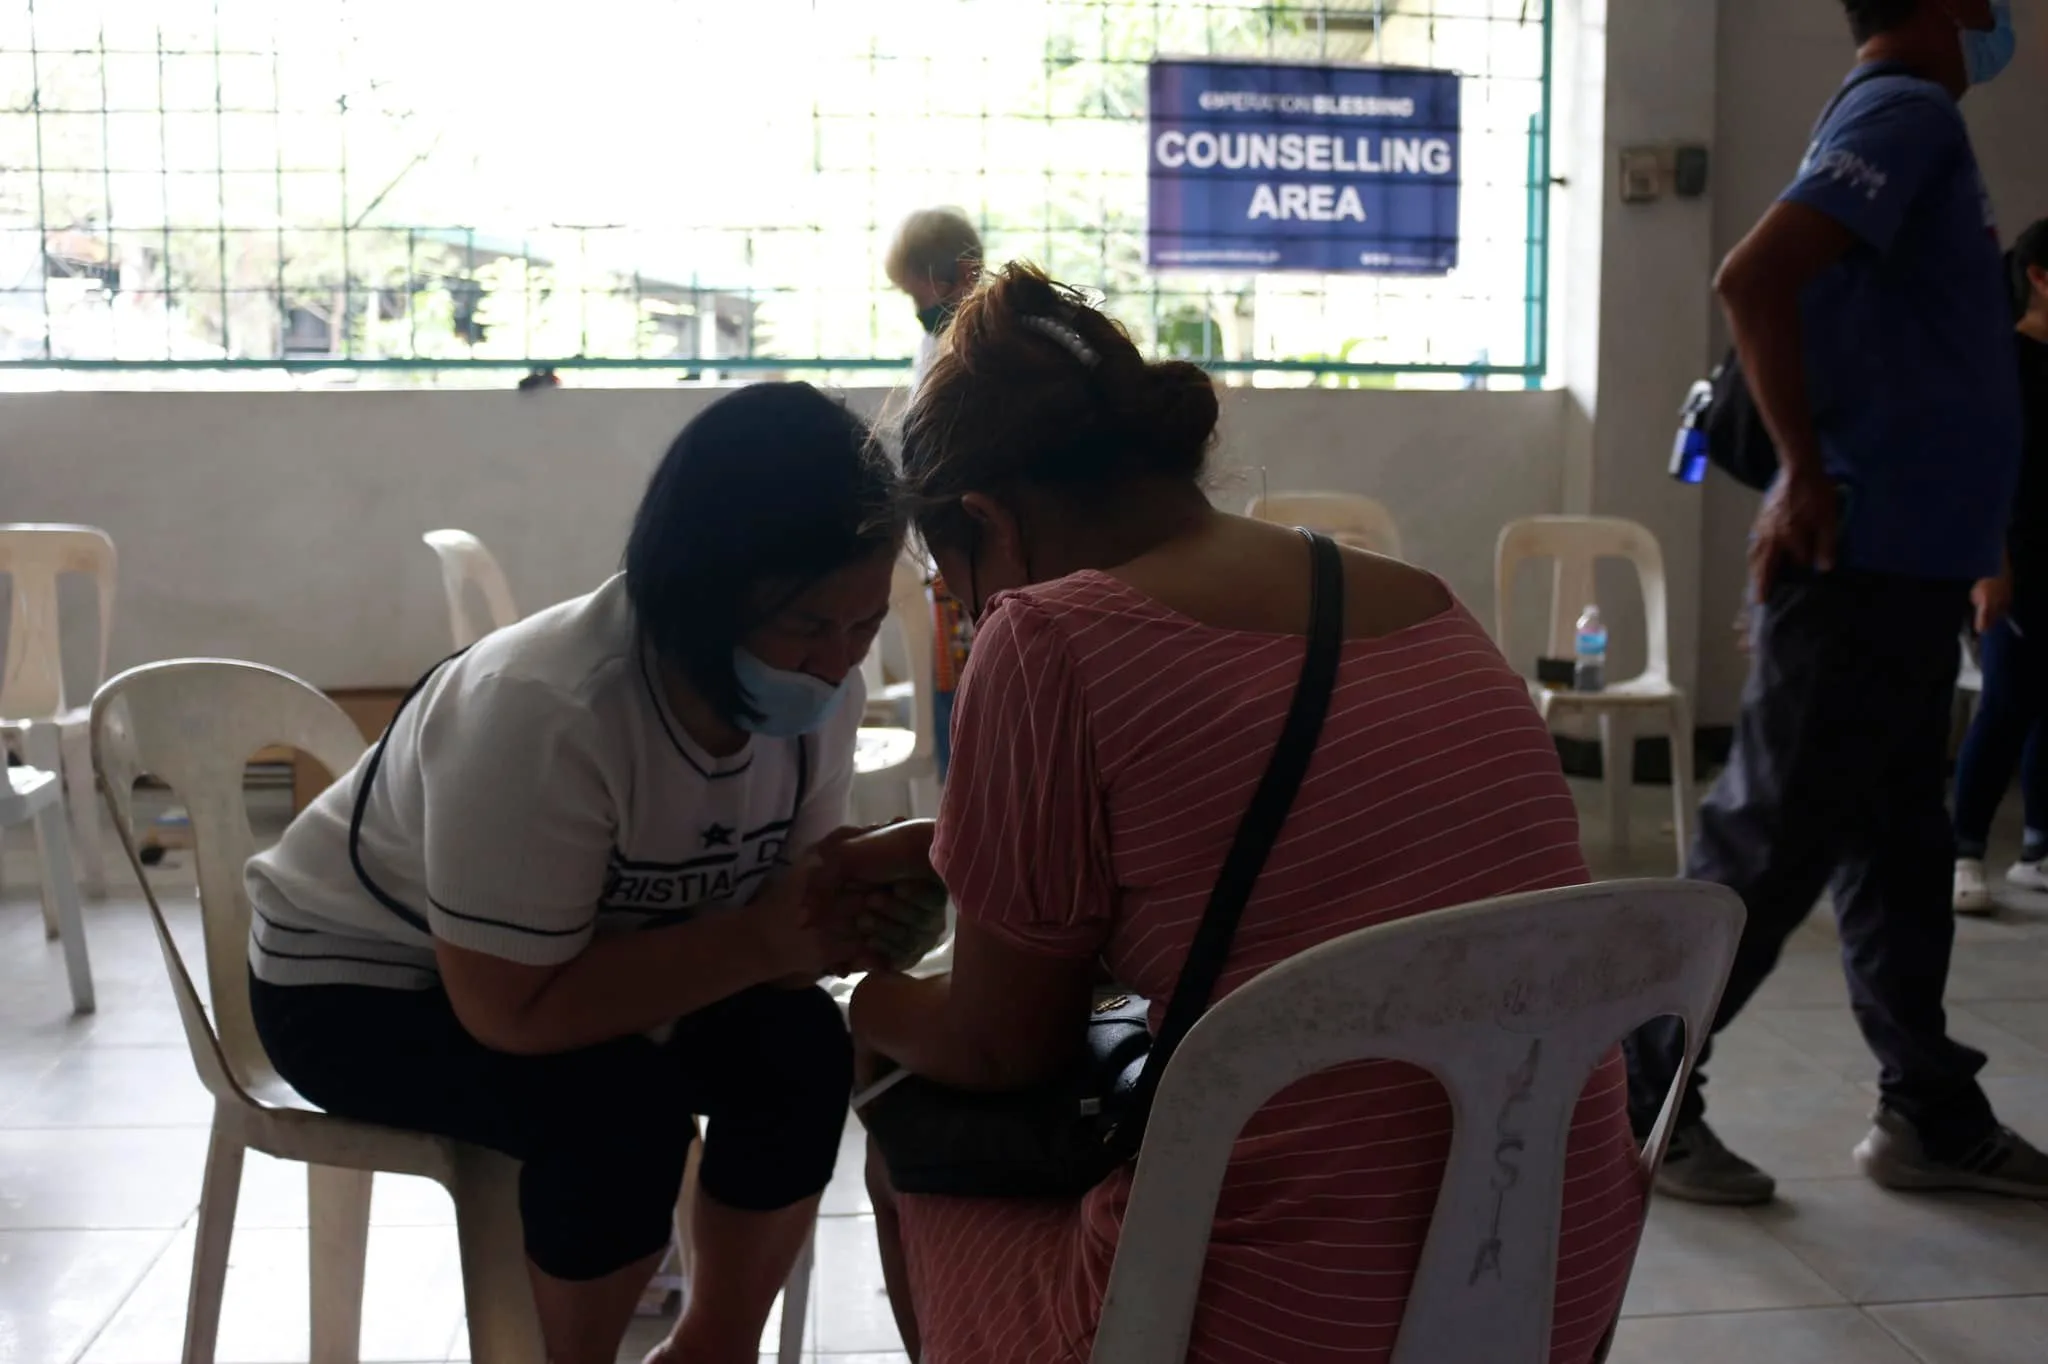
{"left": 794, "top": 819, "right": 947, "bottom": 979}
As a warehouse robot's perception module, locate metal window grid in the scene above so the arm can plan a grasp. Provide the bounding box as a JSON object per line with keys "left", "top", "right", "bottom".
{"left": 0, "top": 0, "right": 1552, "bottom": 380}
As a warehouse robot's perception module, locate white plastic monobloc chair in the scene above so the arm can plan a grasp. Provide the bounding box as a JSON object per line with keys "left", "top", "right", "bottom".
{"left": 1093, "top": 878, "right": 1745, "bottom": 1364}
{"left": 2, "top": 730, "right": 92, "bottom": 1012}
{"left": 422, "top": 530, "right": 520, "bottom": 650}
{"left": 853, "top": 554, "right": 943, "bottom": 821}
{"left": 1, "top": 522, "right": 117, "bottom": 898}
{"left": 92, "top": 660, "right": 546, "bottom": 1364}
{"left": 1496, "top": 516, "right": 1694, "bottom": 872}
{"left": 1246, "top": 492, "right": 1405, "bottom": 561}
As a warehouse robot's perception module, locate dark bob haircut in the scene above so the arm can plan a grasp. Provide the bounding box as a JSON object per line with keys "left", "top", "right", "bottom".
{"left": 625, "top": 382, "right": 902, "bottom": 727}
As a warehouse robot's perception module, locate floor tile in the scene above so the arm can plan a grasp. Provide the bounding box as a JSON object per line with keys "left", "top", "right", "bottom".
{"left": 1743, "top": 945, "right": 1854, "bottom": 1010}
{"left": 819, "top": 1117, "right": 871, "bottom": 1217}
{"left": 82, "top": 1223, "right": 466, "bottom": 1364}
{"left": 0, "top": 1049, "right": 62, "bottom": 1120}
{"left": 1977, "top": 1076, "right": 2048, "bottom": 1141}
{"left": 450, "top": 1277, "right": 810, "bottom": 1362}
{"left": 0, "top": 1128, "right": 210, "bottom": 1230}
{"left": 0, "top": 1228, "right": 178, "bottom": 1364}
{"left": 1702, "top": 1016, "right": 1846, "bottom": 1089}
{"left": 1968, "top": 1000, "right": 2048, "bottom": 1052}
{"left": 1867, "top": 1295, "right": 2048, "bottom": 1364}
{"left": 1752, "top": 1004, "right": 2048, "bottom": 1082}
{"left": 810, "top": 1215, "right": 903, "bottom": 1355}
{"left": 1689, "top": 1080, "right": 1883, "bottom": 1182}
{"left": 1751, "top": 1178, "right": 2048, "bottom": 1303}
{"left": 1943, "top": 941, "right": 2048, "bottom": 1003}
{"left": 1606, "top": 1306, "right": 1923, "bottom": 1364}
{"left": 1619, "top": 1197, "right": 1843, "bottom": 1317}
{"left": 5, "top": 1045, "right": 215, "bottom": 1128}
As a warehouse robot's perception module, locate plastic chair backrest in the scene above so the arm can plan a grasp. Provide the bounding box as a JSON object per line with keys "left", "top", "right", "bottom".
{"left": 91, "top": 660, "right": 368, "bottom": 1107}
{"left": 889, "top": 554, "right": 939, "bottom": 769}
{"left": 0, "top": 523, "right": 117, "bottom": 719}
{"left": 1093, "top": 878, "right": 1744, "bottom": 1364}
{"left": 1246, "top": 492, "right": 1404, "bottom": 561}
{"left": 422, "top": 529, "right": 519, "bottom": 650}
{"left": 1494, "top": 516, "right": 1670, "bottom": 684}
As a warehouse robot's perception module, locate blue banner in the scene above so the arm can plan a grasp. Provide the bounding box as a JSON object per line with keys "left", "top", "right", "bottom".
{"left": 1147, "top": 59, "right": 1462, "bottom": 276}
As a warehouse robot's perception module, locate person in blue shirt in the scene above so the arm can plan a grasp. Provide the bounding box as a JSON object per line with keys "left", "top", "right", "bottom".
{"left": 1628, "top": 0, "right": 2048, "bottom": 1206}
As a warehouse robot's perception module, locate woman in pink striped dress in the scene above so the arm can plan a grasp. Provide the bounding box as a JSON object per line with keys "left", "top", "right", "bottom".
{"left": 848, "top": 265, "right": 1644, "bottom": 1363}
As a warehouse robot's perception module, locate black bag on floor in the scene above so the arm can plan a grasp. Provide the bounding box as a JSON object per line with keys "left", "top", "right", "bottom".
{"left": 861, "top": 530, "right": 1345, "bottom": 1199}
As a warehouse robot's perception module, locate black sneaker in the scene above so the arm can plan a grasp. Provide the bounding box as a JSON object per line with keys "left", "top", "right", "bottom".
{"left": 1654, "top": 1121, "right": 1777, "bottom": 1206}
{"left": 1854, "top": 1108, "right": 2048, "bottom": 1197}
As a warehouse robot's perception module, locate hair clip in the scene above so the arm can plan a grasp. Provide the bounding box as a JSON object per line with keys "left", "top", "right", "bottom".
{"left": 1020, "top": 314, "right": 1100, "bottom": 368}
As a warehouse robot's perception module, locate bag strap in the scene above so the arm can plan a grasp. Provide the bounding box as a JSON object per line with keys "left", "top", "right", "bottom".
{"left": 347, "top": 645, "right": 816, "bottom": 932}
{"left": 348, "top": 650, "right": 465, "bottom": 933}
{"left": 1812, "top": 61, "right": 1909, "bottom": 140}
{"left": 1112, "top": 528, "right": 1346, "bottom": 1155}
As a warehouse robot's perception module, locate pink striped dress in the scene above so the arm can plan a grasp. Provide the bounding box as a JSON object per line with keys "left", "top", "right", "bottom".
{"left": 902, "top": 571, "right": 1644, "bottom": 1364}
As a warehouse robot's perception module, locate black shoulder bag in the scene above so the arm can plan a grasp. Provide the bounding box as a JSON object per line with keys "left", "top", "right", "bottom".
{"left": 862, "top": 529, "right": 1345, "bottom": 1199}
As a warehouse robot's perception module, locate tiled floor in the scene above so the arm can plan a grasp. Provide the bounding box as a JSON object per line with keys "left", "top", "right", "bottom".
{"left": 4, "top": 780, "right": 2047, "bottom": 1364}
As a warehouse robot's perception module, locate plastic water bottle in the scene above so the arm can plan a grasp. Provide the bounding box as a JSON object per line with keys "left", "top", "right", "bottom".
{"left": 1574, "top": 605, "right": 1608, "bottom": 693}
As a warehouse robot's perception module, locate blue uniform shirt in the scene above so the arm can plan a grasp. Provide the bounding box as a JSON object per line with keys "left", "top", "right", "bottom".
{"left": 1779, "top": 65, "right": 2021, "bottom": 583}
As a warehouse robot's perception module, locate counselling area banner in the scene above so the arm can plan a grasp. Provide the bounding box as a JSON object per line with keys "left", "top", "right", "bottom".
{"left": 1146, "top": 59, "right": 1462, "bottom": 275}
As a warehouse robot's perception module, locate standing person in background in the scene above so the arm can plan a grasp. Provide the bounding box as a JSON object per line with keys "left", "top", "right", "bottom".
{"left": 888, "top": 207, "right": 986, "bottom": 774}
{"left": 1955, "top": 219, "right": 2048, "bottom": 913}
{"left": 889, "top": 207, "right": 984, "bottom": 397}
{"left": 1627, "top": 0, "right": 2048, "bottom": 1206}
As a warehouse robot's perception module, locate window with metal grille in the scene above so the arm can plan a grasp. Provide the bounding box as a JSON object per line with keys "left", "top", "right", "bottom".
{"left": 0, "top": 1, "right": 1551, "bottom": 381}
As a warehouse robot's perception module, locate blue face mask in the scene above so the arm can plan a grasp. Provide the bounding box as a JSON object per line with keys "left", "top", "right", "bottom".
{"left": 1962, "top": 0, "right": 2017, "bottom": 86}
{"left": 732, "top": 648, "right": 849, "bottom": 738}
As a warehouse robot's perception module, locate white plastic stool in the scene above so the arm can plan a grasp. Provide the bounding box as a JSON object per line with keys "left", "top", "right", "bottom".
{"left": 1094, "top": 879, "right": 1745, "bottom": 1364}
{"left": 93, "top": 660, "right": 545, "bottom": 1364}
{"left": 422, "top": 530, "right": 520, "bottom": 649}
{"left": 1, "top": 523, "right": 118, "bottom": 899}
{"left": 3, "top": 727, "right": 93, "bottom": 1013}
{"left": 1496, "top": 516, "right": 1695, "bottom": 872}
{"left": 1246, "top": 492, "right": 1405, "bottom": 561}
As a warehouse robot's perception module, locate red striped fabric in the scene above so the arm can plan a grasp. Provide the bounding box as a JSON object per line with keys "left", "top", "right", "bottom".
{"left": 902, "top": 572, "right": 1644, "bottom": 1364}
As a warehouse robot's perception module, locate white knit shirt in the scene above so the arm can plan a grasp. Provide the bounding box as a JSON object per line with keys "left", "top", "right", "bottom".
{"left": 245, "top": 574, "right": 859, "bottom": 990}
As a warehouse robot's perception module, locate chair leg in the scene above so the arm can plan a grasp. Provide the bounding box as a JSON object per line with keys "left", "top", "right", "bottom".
{"left": 59, "top": 723, "right": 107, "bottom": 898}
{"left": 1667, "top": 697, "right": 1695, "bottom": 877}
{"left": 183, "top": 1124, "right": 246, "bottom": 1364}
{"left": 1598, "top": 712, "right": 1631, "bottom": 851}
{"left": 18, "top": 724, "right": 64, "bottom": 941}
{"left": 308, "top": 1165, "right": 374, "bottom": 1364}
{"left": 778, "top": 1226, "right": 814, "bottom": 1364}
{"left": 31, "top": 776, "right": 93, "bottom": 1013}
{"left": 450, "top": 1147, "right": 545, "bottom": 1364}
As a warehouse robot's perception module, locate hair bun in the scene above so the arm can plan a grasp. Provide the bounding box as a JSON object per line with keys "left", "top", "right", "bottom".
{"left": 1125, "top": 360, "right": 1219, "bottom": 479}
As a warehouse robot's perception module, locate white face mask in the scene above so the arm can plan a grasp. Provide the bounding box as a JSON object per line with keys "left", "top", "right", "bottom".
{"left": 731, "top": 648, "right": 849, "bottom": 738}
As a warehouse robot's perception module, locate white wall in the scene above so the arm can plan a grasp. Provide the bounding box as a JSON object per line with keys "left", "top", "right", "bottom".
{"left": 0, "top": 385, "right": 1567, "bottom": 691}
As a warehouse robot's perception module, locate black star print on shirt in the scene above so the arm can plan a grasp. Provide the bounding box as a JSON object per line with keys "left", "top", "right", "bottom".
{"left": 700, "top": 823, "right": 735, "bottom": 849}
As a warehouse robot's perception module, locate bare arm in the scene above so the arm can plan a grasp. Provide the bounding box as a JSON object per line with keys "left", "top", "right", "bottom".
{"left": 1716, "top": 202, "right": 1858, "bottom": 595}
{"left": 436, "top": 868, "right": 849, "bottom": 1056}
{"left": 850, "top": 916, "right": 1096, "bottom": 1091}
{"left": 1716, "top": 200, "right": 1857, "bottom": 480}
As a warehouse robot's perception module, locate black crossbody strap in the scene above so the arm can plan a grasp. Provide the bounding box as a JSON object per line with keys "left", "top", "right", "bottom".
{"left": 1115, "top": 529, "right": 1346, "bottom": 1152}
{"left": 349, "top": 650, "right": 466, "bottom": 933}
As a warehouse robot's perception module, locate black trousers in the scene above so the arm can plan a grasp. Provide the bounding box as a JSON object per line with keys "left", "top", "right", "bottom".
{"left": 1624, "top": 568, "right": 1996, "bottom": 1161}
{"left": 250, "top": 974, "right": 853, "bottom": 1281}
